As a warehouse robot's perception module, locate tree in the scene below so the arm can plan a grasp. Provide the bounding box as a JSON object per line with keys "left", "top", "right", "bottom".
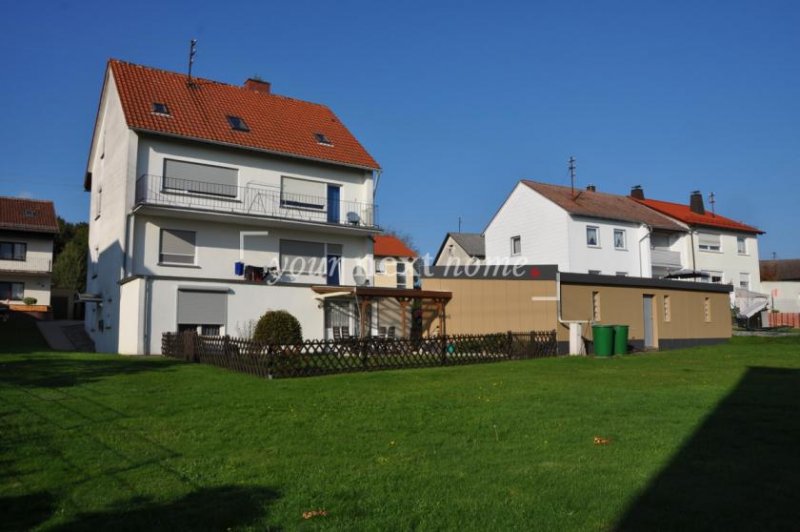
{"left": 52, "top": 224, "right": 88, "bottom": 291}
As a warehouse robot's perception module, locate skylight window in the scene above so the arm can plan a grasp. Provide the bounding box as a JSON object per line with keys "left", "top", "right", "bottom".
{"left": 315, "top": 132, "right": 333, "bottom": 146}
{"left": 152, "top": 102, "right": 170, "bottom": 115}
{"left": 227, "top": 115, "right": 250, "bottom": 132}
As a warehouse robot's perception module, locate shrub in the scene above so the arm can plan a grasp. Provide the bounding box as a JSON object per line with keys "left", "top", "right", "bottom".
{"left": 253, "top": 310, "right": 302, "bottom": 345}
{"left": 22, "top": 297, "right": 38, "bottom": 305}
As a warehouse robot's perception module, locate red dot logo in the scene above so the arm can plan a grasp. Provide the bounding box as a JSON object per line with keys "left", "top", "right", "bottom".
{"left": 530, "top": 267, "right": 540, "bottom": 278}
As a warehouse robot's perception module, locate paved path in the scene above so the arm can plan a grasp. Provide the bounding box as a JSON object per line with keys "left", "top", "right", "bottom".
{"left": 36, "top": 320, "right": 94, "bottom": 351}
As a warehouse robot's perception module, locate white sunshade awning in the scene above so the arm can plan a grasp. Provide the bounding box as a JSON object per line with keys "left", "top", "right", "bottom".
{"left": 734, "top": 287, "right": 769, "bottom": 319}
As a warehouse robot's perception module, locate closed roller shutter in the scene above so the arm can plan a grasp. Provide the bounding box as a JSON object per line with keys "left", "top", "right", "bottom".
{"left": 164, "top": 159, "right": 238, "bottom": 197}
{"left": 177, "top": 290, "right": 227, "bottom": 325}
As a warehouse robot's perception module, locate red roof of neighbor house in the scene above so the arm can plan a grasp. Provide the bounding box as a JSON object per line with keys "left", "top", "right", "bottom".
{"left": 0, "top": 197, "right": 59, "bottom": 234}
{"left": 635, "top": 198, "right": 763, "bottom": 234}
{"left": 522, "top": 181, "right": 688, "bottom": 232}
{"left": 106, "top": 59, "right": 380, "bottom": 171}
{"left": 373, "top": 235, "right": 416, "bottom": 258}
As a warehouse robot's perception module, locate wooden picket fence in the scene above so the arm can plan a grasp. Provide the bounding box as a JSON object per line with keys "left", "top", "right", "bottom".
{"left": 161, "top": 330, "right": 560, "bottom": 379}
{"left": 766, "top": 312, "right": 800, "bottom": 329}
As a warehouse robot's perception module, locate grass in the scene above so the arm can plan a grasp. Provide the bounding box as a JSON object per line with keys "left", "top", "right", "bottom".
{"left": 1, "top": 318, "right": 798, "bottom": 531}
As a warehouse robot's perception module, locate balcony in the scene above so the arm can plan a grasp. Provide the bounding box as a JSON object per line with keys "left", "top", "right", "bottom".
{"left": 135, "top": 175, "right": 379, "bottom": 229}
{"left": 651, "top": 247, "right": 682, "bottom": 269}
{"left": 0, "top": 257, "right": 52, "bottom": 274}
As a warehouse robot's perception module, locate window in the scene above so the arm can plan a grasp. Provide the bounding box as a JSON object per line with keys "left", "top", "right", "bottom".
{"left": 704, "top": 297, "right": 711, "bottom": 322}
{"left": 0, "top": 282, "right": 24, "bottom": 300}
{"left": 663, "top": 295, "right": 671, "bottom": 322}
{"left": 177, "top": 290, "right": 226, "bottom": 334}
{"left": 586, "top": 226, "right": 599, "bottom": 247}
{"left": 314, "top": 132, "right": 333, "bottom": 146}
{"left": 614, "top": 229, "right": 626, "bottom": 250}
{"left": 152, "top": 102, "right": 170, "bottom": 115}
{"left": 703, "top": 271, "right": 723, "bottom": 283}
{"left": 375, "top": 258, "right": 385, "bottom": 273}
{"left": 396, "top": 261, "right": 407, "bottom": 288}
{"left": 227, "top": 115, "right": 250, "bottom": 132}
{"left": 739, "top": 273, "right": 750, "bottom": 290}
{"left": 698, "top": 232, "right": 721, "bottom": 251}
{"left": 737, "top": 236, "right": 747, "bottom": 255}
{"left": 592, "top": 291, "right": 601, "bottom": 321}
{"left": 280, "top": 239, "right": 325, "bottom": 275}
{"left": 280, "top": 176, "right": 326, "bottom": 210}
{"left": 510, "top": 235, "right": 521, "bottom": 256}
{"left": 0, "top": 242, "right": 26, "bottom": 261}
{"left": 160, "top": 229, "right": 196, "bottom": 265}
{"left": 163, "top": 159, "right": 239, "bottom": 198}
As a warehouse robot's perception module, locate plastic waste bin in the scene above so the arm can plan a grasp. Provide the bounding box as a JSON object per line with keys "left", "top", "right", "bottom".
{"left": 613, "top": 325, "right": 629, "bottom": 355}
{"left": 592, "top": 325, "right": 614, "bottom": 357}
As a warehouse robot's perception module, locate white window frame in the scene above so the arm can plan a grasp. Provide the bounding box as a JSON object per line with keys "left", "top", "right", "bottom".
{"left": 159, "top": 229, "right": 197, "bottom": 266}
{"left": 613, "top": 229, "right": 626, "bottom": 250}
{"left": 737, "top": 236, "right": 747, "bottom": 255}
{"left": 586, "top": 226, "right": 600, "bottom": 248}
{"left": 702, "top": 270, "right": 724, "bottom": 284}
{"left": 739, "top": 273, "right": 750, "bottom": 290}
{"left": 396, "top": 260, "right": 407, "bottom": 288}
{"left": 698, "top": 232, "right": 721, "bottom": 252}
{"left": 510, "top": 235, "right": 521, "bottom": 256}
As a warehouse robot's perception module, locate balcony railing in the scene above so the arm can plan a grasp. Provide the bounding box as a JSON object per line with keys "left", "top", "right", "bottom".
{"left": 0, "top": 257, "right": 52, "bottom": 273}
{"left": 651, "top": 247, "right": 682, "bottom": 268}
{"left": 135, "top": 175, "right": 379, "bottom": 229}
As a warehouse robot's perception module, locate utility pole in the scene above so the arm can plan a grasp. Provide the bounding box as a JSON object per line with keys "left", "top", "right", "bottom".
{"left": 568, "top": 156, "right": 576, "bottom": 198}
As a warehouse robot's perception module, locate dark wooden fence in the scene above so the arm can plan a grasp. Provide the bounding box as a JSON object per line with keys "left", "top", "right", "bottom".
{"left": 162, "top": 330, "right": 560, "bottom": 379}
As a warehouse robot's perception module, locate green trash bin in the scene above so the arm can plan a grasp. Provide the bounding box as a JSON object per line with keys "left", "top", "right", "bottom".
{"left": 613, "top": 325, "right": 629, "bottom": 355}
{"left": 592, "top": 325, "right": 614, "bottom": 357}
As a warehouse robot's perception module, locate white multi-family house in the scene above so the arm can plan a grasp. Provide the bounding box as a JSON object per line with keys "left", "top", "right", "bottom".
{"left": 84, "top": 60, "right": 389, "bottom": 354}
{"left": 484, "top": 181, "right": 689, "bottom": 277}
{"left": 433, "top": 233, "right": 485, "bottom": 267}
{"left": 0, "top": 197, "right": 58, "bottom": 308}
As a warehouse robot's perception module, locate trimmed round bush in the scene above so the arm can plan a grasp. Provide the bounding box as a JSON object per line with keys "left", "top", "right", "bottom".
{"left": 253, "top": 310, "right": 303, "bottom": 345}
{"left": 22, "top": 297, "right": 38, "bottom": 305}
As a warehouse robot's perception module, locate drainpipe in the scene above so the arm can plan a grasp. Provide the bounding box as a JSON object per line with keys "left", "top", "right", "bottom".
{"left": 638, "top": 224, "right": 652, "bottom": 278}
{"left": 123, "top": 213, "right": 134, "bottom": 278}
{"left": 143, "top": 275, "right": 152, "bottom": 355}
{"left": 690, "top": 230, "right": 697, "bottom": 280}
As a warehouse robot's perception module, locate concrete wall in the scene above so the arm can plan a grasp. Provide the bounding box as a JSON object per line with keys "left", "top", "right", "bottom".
{"left": 762, "top": 281, "right": 800, "bottom": 313}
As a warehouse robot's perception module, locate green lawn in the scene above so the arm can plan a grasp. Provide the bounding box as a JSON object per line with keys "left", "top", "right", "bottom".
{"left": 1, "top": 319, "right": 798, "bottom": 531}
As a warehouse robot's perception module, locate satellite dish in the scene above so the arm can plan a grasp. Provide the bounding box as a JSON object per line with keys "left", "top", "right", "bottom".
{"left": 353, "top": 265, "right": 368, "bottom": 286}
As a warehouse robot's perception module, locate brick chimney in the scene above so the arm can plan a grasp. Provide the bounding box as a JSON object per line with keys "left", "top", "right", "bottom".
{"left": 689, "top": 190, "right": 705, "bottom": 215}
{"left": 244, "top": 78, "right": 271, "bottom": 94}
{"left": 586, "top": 184, "right": 596, "bottom": 192}
{"left": 630, "top": 185, "right": 645, "bottom": 200}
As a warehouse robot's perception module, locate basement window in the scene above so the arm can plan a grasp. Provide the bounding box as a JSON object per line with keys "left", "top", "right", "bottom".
{"left": 152, "top": 102, "right": 170, "bottom": 116}
{"left": 315, "top": 132, "right": 333, "bottom": 146}
{"left": 227, "top": 115, "right": 250, "bottom": 132}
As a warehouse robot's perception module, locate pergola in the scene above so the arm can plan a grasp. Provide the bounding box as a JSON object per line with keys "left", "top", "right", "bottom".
{"left": 311, "top": 286, "right": 452, "bottom": 338}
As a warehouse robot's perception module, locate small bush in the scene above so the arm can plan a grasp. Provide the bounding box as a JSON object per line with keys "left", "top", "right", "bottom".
{"left": 253, "top": 310, "right": 302, "bottom": 345}
{"left": 22, "top": 297, "right": 38, "bottom": 305}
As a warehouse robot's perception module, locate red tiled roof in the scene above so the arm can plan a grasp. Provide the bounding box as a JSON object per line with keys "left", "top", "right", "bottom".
{"left": 635, "top": 198, "right": 763, "bottom": 234}
{"left": 0, "top": 197, "right": 59, "bottom": 233}
{"left": 522, "top": 181, "right": 688, "bottom": 232}
{"left": 374, "top": 235, "right": 416, "bottom": 258}
{"left": 107, "top": 60, "right": 380, "bottom": 170}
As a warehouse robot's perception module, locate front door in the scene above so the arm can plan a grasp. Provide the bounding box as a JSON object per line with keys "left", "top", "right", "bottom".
{"left": 326, "top": 254, "right": 341, "bottom": 286}
{"left": 643, "top": 295, "right": 656, "bottom": 348}
{"left": 327, "top": 185, "right": 340, "bottom": 223}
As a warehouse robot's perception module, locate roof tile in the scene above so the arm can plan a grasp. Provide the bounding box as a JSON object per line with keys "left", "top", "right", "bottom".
{"left": 0, "top": 197, "right": 59, "bottom": 233}
{"left": 636, "top": 198, "right": 763, "bottom": 234}
{"left": 374, "top": 235, "right": 416, "bottom": 258}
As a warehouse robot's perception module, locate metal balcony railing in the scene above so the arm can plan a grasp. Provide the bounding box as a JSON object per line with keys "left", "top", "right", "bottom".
{"left": 650, "top": 247, "right": 682, "bottom": 268}
{"left": 135, "top": 175, "right": 379, "bottom": 228}
{"left": 0, "top": 257, "right": 52, "bottom": 273}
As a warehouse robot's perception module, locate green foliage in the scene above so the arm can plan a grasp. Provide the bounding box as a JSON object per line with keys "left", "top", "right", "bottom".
{"left": 22, "top": 297, "right": 37, "bottom": 305}
{"left": 52, "top": 224, "right": 88, "bottom": 291}
{"left": 253, "top": 310, "right": 302, "bottom": 345}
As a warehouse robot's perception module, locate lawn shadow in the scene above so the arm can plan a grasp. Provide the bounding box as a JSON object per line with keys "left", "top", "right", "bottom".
{"left": 0, "top": 356, "right": 181, "bottom": 389}
{"left": 615, "top": 366, "right": 800, "bottom": 531}
{"left": 0, "top": 491, "right": 57, "bottom": 532}
{"left": 0, "top": 314, "right": 49, "bottom": 354}
{"left": 49, "top": 485, "right": 282, "bottom": 531}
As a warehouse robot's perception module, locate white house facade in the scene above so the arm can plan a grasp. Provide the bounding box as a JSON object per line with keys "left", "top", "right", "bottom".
{"left": 84, "top": 60, "right": 384, "bottom": 354}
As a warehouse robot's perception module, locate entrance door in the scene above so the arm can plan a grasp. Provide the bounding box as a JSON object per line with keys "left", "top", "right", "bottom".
{"left": 327, "top": 185, "right": 340, "bottom": 223}
{"left": 643, "top": 295, "right": 656, "bottom": 348}
{"left": 326, "top": 254, "right": 341, "bottom": 286}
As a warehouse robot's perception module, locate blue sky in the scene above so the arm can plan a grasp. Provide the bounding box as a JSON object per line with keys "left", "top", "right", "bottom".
{"left": 1, "top": 0, "right": 798, "bottom": 259}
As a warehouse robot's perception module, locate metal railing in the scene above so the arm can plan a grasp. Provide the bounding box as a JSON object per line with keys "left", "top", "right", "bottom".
{"left": 0, "top": 257, "right": 52, "bottom": 273}
{"left": 135, "top": 175, "right": 378, "bottom": 228}
{"left": 651, "top": 247, "right": 682, "bottom": 268}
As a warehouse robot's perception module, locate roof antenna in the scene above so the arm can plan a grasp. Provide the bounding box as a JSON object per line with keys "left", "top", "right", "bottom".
{"left": 708, "top": 192, "right": 716, "bottom": 217}
{"left": 187, "top": 39, "right": 197, "bottom": 86}
{"left": 568, "top": 156, "right": 576, "bottom": 198}
{"left": 458, "top": 216, "right": 462, "bottom": 233}
{"left": 772, "top": 251, "right": 777, "bottom": 260}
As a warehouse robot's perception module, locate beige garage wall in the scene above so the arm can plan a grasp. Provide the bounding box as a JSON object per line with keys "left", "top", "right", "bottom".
{"left": 560, "top": 283, "right": 731, "bottom": 345}
{"left": 422, "top": 278, "right": 558, "bottom": 335}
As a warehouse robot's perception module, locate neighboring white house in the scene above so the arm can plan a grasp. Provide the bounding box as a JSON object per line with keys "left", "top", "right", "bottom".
{"left": 760, "top": 259, "right": 800, "bottom": 313}
{"left": 433, "top": 233, "right": 485, "bottom": 267}
{"left": 0, "top": 197, "right": 58, "bottom": 307}
{"left": 84, "top": 60, "right": 386, "bottom": 354}
{"left": 483, "top": 181, "right": 689, "bottom": 277}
